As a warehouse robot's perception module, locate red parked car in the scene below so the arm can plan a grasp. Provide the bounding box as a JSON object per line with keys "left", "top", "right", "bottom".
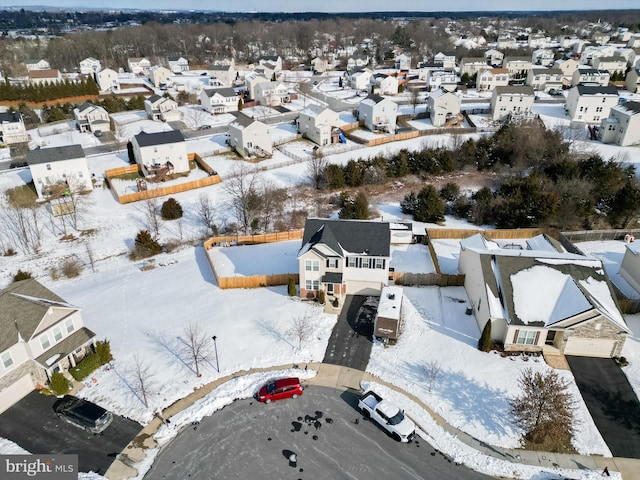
{"left": 257, "top": 377, "right": 304, "bottom": 403}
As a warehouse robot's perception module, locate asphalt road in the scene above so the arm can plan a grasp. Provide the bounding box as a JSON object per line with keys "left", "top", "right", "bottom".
{"left": 0, "top": 391, "right": 141, "bottom": 475}
{"left": 323, "top": 295, "right": 374, "bottom": 370}
{"left": 144, "top": 386, "right": 493, "bottom": 480}
{"left": 566, "top": 356, "right": 640, "bottom": 458}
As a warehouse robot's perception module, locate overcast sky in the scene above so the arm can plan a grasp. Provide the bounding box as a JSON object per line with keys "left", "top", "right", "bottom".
{"left": 10, "top": 0, "right": 640, "bottom": 12}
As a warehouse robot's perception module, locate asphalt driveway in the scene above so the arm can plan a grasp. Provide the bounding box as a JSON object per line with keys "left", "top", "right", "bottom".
{"left": 0, "top": 390, "right": 141, "bottom": 474}
{"left": 566, "top": 356, "right": 640, "bottom": 458}
{"left": 323, "top": 295, "right": 375, "bottom": 370}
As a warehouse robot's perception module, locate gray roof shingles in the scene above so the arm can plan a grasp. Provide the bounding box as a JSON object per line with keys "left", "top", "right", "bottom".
{"left": 300, "top": 219, "right": 390, "bottom": 258}
{"left": 26, "top": 145, "right": 85, "bottom": 165}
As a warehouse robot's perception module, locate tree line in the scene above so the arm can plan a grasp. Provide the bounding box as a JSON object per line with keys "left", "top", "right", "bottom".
{"left": 0, "top": 76, "right": 98, "bottom": 102}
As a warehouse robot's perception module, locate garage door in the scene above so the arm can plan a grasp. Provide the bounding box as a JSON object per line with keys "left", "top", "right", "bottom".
{"left": 346, "top": 281, "right": 381, "bottom": 296}
{"left": 0, "top": 374, "right": 35, "bottom": 414}
{"left": 564, "top": 338, "right": 616, "bottom": 357}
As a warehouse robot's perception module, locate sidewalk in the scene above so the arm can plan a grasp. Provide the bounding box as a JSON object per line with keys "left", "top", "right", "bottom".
{"left": 104, "top": 362, "right": 639, "bottom": 480}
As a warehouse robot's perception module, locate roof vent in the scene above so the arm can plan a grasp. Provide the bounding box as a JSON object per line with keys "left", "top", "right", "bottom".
{"left": 388, "top": 293, "right": 395, "bottom": 300}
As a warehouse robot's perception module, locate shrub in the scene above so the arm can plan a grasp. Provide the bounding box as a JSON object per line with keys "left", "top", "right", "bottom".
{"left": 288, "top": 277, "right": 296, "bottom": 296}
{"left": 161, "top": 197, "right": 183, "bottom": 220}
{"left": 95, "top": 339, "right": 112, "bottom": 364}
{"left": 69, "top": 353, "right": 102, "bottom": 381}
{"left": 318, "top": 290, "right": 326, "bottom": 304}
{"left": 332, "top": 298, "right": 339, "bottom": 308}
{"left": 478, "top": 320, "right": 492, "bottom": 352}
{"left": 439, "top": 182, "right": 461, "bottom": 201}
{"left": 61, "top": 258, "right": 83, "bottom": 278}
{"left": 49, "top": 371, "right": 69, "bottom": 395}
{"left": 13, "top": 269, "right": 33, "bottom": 281}
{"left": 133, "top": 230, "right": 162, "bottom": 259}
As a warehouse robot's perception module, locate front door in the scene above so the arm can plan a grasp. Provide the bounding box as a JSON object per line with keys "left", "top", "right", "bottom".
{"left": 546, "top": 330, "right": 556, "bottom": 345}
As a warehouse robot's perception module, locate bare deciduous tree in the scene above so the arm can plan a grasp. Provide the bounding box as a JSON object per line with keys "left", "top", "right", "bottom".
{"left": 0, "top": 199, "right": 41, "bottom": 255}
{"left": 286, "top": 312, "right": 314, "bottom": 351}
{"left": 420, "top": 360, "right": 442, "bottom": 393}
{"left": 184, "top": 108, "right": 213, "bottom": 137}
{"left": 224, "top": 165, "right": 262, "bottom": 235}
{"left": 144, "top": 198, "right": 161, "bottom": 236}
{"left": 85, "top": 242, "right": 97, "bottom": 273}
{"left": 128, "top": 353, "right": 156, "bottom": 408}
{"left": 196, "top": 194, "right": 217, "bottom": 236}
{"left": 306, "top": 153, "right": 328, "bottom": 190}
{"left": 179, "top": 322, "right": 212, "bottom": 377}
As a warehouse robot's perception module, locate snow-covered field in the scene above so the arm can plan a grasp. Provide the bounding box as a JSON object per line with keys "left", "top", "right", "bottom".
{"left": 3, "top": 93, "right": 640, "bottom": 480}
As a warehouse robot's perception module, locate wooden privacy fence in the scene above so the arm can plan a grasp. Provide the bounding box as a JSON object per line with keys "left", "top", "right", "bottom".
{"left": 203, "top": 230, "right": 304, "bottom": 289}
{"left": 561, "top": 229, "right": 640, "bottom": 243}
{"left": 104, "top": 153, "right": 221, "bottom": 204}
{"left": 392, "top": 271, "right": 465, "bottom": 287}
{"left": 426, "top": 227, "right": 546, "bottom": 240}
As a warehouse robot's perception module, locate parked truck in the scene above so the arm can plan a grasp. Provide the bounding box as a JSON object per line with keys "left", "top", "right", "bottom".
{"left": 358, "top": 389, "right": 416, "bottom": 442}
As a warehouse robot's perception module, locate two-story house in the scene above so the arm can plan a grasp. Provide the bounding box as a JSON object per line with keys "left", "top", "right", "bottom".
{"left": 128, "top": 57, "right": 151, "bottom": 75}
{"left": 0, "top": 279, "right": 97, "bottom": 413}
{"left": 503, "top": 56, "right": 532, "bottom": 78}
{"left": 26, "top": 145, "right": 93, "bottom": 200}
{"left": 144, "top": 94, "right": 182, "bottom": 122}
{"left": 245, "top": 72, "right": 269, "bottom": 100}
{"left": 526, "top": 67, "right": 564, "bottom": 92}
{"left": 148, "top": 66, "right": 172, "bottom": 88}
{"left": 0, "top": 111, "right": 28, "bottom": 144}
{"left": 349, "top": 69, "right": 373, "bottom": 91}
{"left": 531, "top": 48, "right": 555, "bottom": 67}
{"left": 395, "top": 53, "right": 412, "bottom": 70}
{"left": 79, "top": 57, "right": 101, "bottom": 75}
{"left": 428, "top": 87, "right": 461, "bottom": 127}
{"left": 565, "top": 85, "right": 619, "bottom": 124}
{"left": 554, "top": 58, "right": 580, "bottom": 80}
{"left": 489, "top": 86, "right": 535, "bottom": 122}
{"left": 199, "top": 87, "right": 239, "bottom": 114}
{"left": 459, "top": 57, "right": 488, "bottom": 77}
{"left": 370, "top": 73, "right": 399, "bottom": 95}
{"left": 298, "top": 219, "right": 392, "bottom": 301}
{"left": 458, "top": 233, "right": 630, "bottom": 358}
{"left": 254, "top": 81, "right": 290, "bottom": 106}
{"left": 228, "top": 113, "right": 272, "bottom": 159}
{"left": 599, "top": 101, "right": 640, "bottom": 147}
{"left": 73, "top": 103, "right": 110, "bottom": 133}
{"left": 477, "top": 68, "right": 509, "bottom": 92}
{"left": 591, "top": 56, "right": 628, "bottom": 76}
{"left": 297, "top": 105, "right": 341, "bottom": 147}
{"left": 208, "top": 64, "right": 236, "bottom": 87}
{"left": 24, "top": 59, "right": 51, "bottom": 71}
{"left": 167, "top": 56, "right": 189, "bottom": 73}
{"left": 423, "top": 69, "right": 457, "bottom": 92}
{"left": 347, "top": 54, "right": 370, "bottom": 70}
{"left": 571, "top": 68, "right": 611, "bottom": 87}
{"left": 625, "top": 68, "right": 640, "bottom": 93}
{"left": 258, "top": 55, "right": 283, "bottom": 73}
{"left": 433, "top": 51, "right": 457, "bottom": 70}
{"left": 310, "top": 57, "right": 329, "bottom": 74}
{"left": 358, "top": 94, "right": 398, "bottom": 133}
{"left": 131, "top": 130, "right": 189, "bottom": 176}
{"left": 96, "top": 68, "right": 119, "bottom": 92}
{"left": 484, "top": 49, "right": 504, "bottom": 67}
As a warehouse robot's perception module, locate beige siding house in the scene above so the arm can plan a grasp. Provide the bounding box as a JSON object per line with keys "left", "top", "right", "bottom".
{"left": 428, "top": 87, "right": 461, "bottom": 127}
{"left": 131, "top": 130, "right": 189, "bottom": 175}
{"left": 73, "top": 103, "right": 110, "bottom": 133}
{"left": 489, "top": 86, "right": 535, "bottom": 122}
{"left": 0, "top": 111, "right": 28, "bottom": 144}
{"left": 458, "top": 233, "right": 630, "bottom": 358}
{"left": 228, "top": 113, "right": 272, "bottom": 159}
{"left": 26, "top": 145, "right": 93, "bottom": 200}
{"left": 477, "top": 68, "right": 509, "bottom": 92}
{"left": 358, "top": 94, "right": 398, "bottom": 133}
{"left": 144, "top": 94, "right": 182, "bottom": 122}
{"left": 296, "top": 105, "right": 341, "bottom": 146}
{"left": 565, "top": 85, "right": 619, "bottom": 124}
{"left": 0, "top": 279, "right": 97, "bottom": 413}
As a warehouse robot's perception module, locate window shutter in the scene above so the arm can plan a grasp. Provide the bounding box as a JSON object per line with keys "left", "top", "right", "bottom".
{"left": 534, "top": 331, "right": 540, "bottom": 345}
{"left": 513, "top": 329, "right": 520, "bottom": 344}
{"left": 326, "top": 259, "right": 330, "bottom": 268}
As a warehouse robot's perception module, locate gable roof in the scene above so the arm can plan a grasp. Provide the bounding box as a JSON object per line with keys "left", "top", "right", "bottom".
{"left": 494, "top": 85, "right": 535, "bottom": 96}
{"left": 230, "top": 112, "right": 257, "bottom": 129}
{"left": 0, "top": 111, "right": 23, "bottom": 124}
{"left": 576, "top": 84, "right": 619, "bottom": 96}
{"left": 26, "top": 145, "right": 85, "bottom": 165}
{"left": 0, "top": 279, "right": 76, "bottom": 352}
{"left": 299, "top": 219, "right": 390, "bottom": 258}
{"left": 146, "top": 94, "right": 163, "bottom": 104}
{"left": 462, "top": 234, "right": 629, "bottom": 332}
{"left": 203, "top": 87, "right": 236, "bottom": 98}
{"left": 28, "top": 69, "right": 60, "bottom": 79}
{"left": 134, "top": 130, "right": 184, "bottom": 147}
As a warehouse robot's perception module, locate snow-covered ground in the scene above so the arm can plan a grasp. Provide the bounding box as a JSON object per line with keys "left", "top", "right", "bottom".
{"left": 3, "top": 97, "right": 640, "bottom": 480}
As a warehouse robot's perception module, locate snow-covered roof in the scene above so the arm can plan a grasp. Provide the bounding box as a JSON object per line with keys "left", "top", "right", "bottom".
{"left": 626, "top": 239, "right": 640, "bottom": 255}
{"left": 377, "top": 286, "right": 403, "bottom": 320}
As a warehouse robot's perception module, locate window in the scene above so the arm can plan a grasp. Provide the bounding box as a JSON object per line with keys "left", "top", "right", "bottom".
{"left": 1, "top": 351, "right": 13, "bottom": 369}
{"left": 516, "top": 330, "right": 537, "bottom": 345}
{"left": 305, "top": 260, "right": 319, "bottom": 271}
{"left": 347, "top": 257, "right": 357, "bottom": 268}
{"left": 65, "top": 318, "right": 75, "bottom": 334}
{"left": 327, "top": 284, "right": 334, "bottom": 294}
{"left": 40, "top": 334, "right": 51, "bottom": 350}
{"left": 375, "top": 258, "right": 385, "bottom": 269}
{"left": 53, "top": 325, "right": 63, "bottom": 342}
{"left": 305, "top": 280, "right": 319, "bottom": 291}
{"left": 46, "top": 164, "right": 52, "bottom": 171}
{"left": 327, "top": 258, "right": 338, "bottom": 269}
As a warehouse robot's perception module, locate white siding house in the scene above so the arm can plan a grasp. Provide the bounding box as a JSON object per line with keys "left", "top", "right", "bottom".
{"left": 490, "top": 86, "right": 535, "bottom": 122}
{"left": 96, "top": 68, "right": 119, "bottom": 92}
{"left": 254, "top": 81, "right": 290, "bottom": 106}
{"left": 79, "top": 57, "right": 101, "bottom": 75}
{"left": 199, "top": 87, "right": 239, "bottom": 114}
{"left": 565, "top": 85, "right": 619, "bottom": 124}
{"left": 144, "top": 94, "right": 182, "bottom": 122}
{"left": 0, "top": 111, "right": 28, "bottom": 144}
{"left": 73, "top": 103, "right": 110, "bottom": 133}
{"left": 296, "top": 105, "right": 341, "bottom": 146}
{"left": 358, "top": 94, "right": 398, "bottom": 133}
{"left": 228, "top": 113, "right": 272, "bottom": 159}
{"left": 428, "top": 87, "right": 461, "bottom": 127}
{"left": 131, "top": 130, "right": 189, "bottom": 175}
{"left": 598, "top": 101, "right": 640, "bottom": 147}
{"left": 26, "top": 145, "right": 93, "bottom": 200}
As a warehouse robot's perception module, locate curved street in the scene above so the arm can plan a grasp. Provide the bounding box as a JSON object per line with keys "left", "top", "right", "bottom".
{"left": 144, "top": 386, "right": 492, "bottom": 480}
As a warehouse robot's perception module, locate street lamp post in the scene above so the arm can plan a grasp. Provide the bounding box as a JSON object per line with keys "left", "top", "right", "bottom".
{"left": 212, "top": 336, "right": 219, "bottom": 373}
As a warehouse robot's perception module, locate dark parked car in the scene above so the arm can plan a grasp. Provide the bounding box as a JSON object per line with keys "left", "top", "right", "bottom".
{"left": 54, "top": 395, "right": 113, "bottom": 434}
{"left": 256, "top": 377, "right": 304, "bottom": 403}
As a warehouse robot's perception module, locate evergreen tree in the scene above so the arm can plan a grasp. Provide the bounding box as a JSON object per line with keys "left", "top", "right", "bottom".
{"left": 161, "top": 197, "right": 183, "bottom": 220}
{"left": 413, "top": 185, "right": 445, "bottom": 223}
{"left": 478, "top": 320, "right": 492, "bottom": 352}
{"left": 353, "top": 191, "right": 369, "bottom": 219}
